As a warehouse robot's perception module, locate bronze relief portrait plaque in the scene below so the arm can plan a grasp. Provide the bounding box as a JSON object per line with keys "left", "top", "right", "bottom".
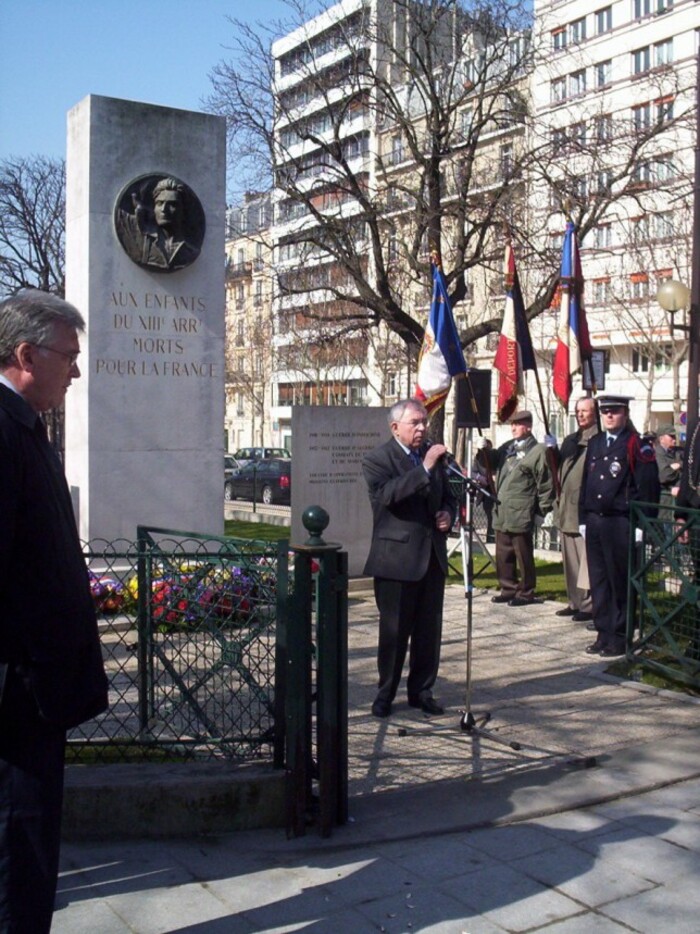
{"left": 114, "top": 174, "right": 206, "bottom": 273}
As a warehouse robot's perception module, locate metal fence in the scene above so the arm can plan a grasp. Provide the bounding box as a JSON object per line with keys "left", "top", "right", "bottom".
{"left": 68, "top": 527, "right": 288, "bottom": 764}
{"left": 629, "top": 502, "right": 700, "bottom": 691}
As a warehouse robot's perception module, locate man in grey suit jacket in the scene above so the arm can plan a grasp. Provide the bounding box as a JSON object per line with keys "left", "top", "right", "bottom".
{"left": 362, "top": 399, "right": 457, "bottom": 718}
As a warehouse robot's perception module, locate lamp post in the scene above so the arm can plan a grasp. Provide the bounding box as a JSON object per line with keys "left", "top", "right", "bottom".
{"left": 657, "top": 278, "right": 697, "bottom": 425}
{"left": 655, "top": 47, "right": 700, "bottom": 428}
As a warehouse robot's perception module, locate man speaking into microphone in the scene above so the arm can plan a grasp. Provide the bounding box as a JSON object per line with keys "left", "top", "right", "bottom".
{"left": 362, "top": 399, "right": 457, "bottom": 718}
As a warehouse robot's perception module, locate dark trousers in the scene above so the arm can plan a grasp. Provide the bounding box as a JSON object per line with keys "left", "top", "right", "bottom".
{"left": 495, "top": 530, "right": 536, "bottom": 599}
{"left": 373, "top": 550, "right": 445, "bottom": 704}
{"left": 586, "top": 513, "right": 630, "bottom": 649}
{"left": 0, "top": 666, "right": 66, "bottom": 934}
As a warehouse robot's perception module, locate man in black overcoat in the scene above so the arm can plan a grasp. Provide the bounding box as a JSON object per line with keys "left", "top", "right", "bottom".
{"left": 363, "top": 399, "right": 457, "bottom": 718}
{"left": 0, "top": 290, "right": 108, "bottom": 932}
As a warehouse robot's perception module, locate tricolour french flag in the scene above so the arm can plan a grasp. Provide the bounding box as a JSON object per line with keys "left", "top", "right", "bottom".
{"left": 415, "top": 256, "right": 467, "bottom": 414}
{"left": 552, "top": 221, "right": 593, "bottom": 408}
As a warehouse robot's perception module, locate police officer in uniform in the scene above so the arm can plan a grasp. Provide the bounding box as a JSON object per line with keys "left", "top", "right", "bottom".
{"left": 579, "top": 395, "right": 660, "bottom": 656}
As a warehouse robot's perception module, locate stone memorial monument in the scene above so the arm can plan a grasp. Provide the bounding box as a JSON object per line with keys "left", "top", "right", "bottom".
{"left": 65, "top": 95, "right": 226, "bottom": 542}
{"left": 291, "top": 406, "right": 389, "bottom": 577}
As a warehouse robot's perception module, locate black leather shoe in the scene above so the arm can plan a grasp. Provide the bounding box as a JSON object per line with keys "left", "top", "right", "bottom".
{"left": 491, "top": 594, "right": 512, "bottom": 603}
{"left": 600, "top": 644, "right": 626, "bottom": 657}
{"left": 371, "top": 699, "right": 391, "bottom": 718}
{"left": 586, "top": 621, "right": 596, "bottom": 631}
{"left": 585, "top": 639, "right": 606, "bottom": 655}
{"left": 408, "top": 697, "right": 444, "bottom": 715}
{"left": 572, "top": 611, "right": 593, "bottom": 622}
{"left": 508, "top": 596, "right": 543, "bottom": 607}
{"left": 555, "top": 606, "right": 576, "bottom": 617}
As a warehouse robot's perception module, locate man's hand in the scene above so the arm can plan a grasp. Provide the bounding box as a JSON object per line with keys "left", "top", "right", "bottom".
{"left": 435, "top": 510, "right": 452, "bottom": 532}
{"left": 423, "top": 443, "right": 447, "bottom": 471}
{"left": 578, "top": 524, "right": 586, "bottom": 540}
{"left": 475, "top": 436, "right": 489, "bottom": 451}
{"left": 676, "top": 520, "right": 689, "bottom": 544}
{"left": 544, "top": 434, "right": 557, "bottom": 448}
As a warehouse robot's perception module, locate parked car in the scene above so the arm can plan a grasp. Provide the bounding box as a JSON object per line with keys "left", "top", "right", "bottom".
{"left": 224, "top": 454, "right": 242, "bottom": 480}
{"left": 231, "top": 446, "right": 290, "bottom": 467}
{"left": 225, "top": 458, "right": 291, "bottom": 505}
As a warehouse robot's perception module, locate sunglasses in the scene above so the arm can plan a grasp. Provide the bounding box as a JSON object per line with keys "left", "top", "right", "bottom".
{"left": 600, "top": 406, "right": 625, "bottom": 414}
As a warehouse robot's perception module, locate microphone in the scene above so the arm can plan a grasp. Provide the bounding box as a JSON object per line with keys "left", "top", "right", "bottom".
{"left": 425, "top": 442, "right": 501, "bottom": 504}
{"left": 425, "top": 441, "right": 466, "bottom": 478}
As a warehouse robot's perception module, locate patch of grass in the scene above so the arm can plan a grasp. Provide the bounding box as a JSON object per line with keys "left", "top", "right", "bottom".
{"left": 605, "top": 657, "right": 700, "bottom": 697}
{"left": 224, "top": 520, "right": 290, "bottom": 542}
{"left": 447, "top": 552, "right": 568, "bottom": 602}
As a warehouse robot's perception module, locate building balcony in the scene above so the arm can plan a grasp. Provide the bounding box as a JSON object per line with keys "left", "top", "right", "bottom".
{"left": 226, "top": 261, "right": 253, "bottom": 281}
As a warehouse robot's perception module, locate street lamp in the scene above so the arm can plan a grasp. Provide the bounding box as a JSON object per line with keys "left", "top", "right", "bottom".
{"left": 657, "top": 278, "right": 698, "bottom": 426}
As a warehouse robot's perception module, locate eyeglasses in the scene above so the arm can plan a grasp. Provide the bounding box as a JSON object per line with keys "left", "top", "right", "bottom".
{"left": 37, "top": 345, "right": 80, "bottom": 366}
{"left": 398, "top": 418, "right": 428, "bottom": 427}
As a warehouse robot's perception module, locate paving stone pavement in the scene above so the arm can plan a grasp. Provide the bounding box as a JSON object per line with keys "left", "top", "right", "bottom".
{"left": 54, "top": 582, "right": 700, "bottom": 933}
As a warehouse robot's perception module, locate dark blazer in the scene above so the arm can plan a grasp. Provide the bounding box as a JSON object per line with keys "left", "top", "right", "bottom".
{"left": 362, "top": 438, "right": 456, "bottom": 581}
{"left": 0, "top": 385, "right": 108, "bottom": 729}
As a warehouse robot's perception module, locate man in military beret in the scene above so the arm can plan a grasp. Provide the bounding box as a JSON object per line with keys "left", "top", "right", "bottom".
{"left": 476, "top": 410, "right": 554, "bottom": 606}
{"left": 579, "top": 395, "right": 660, "bottom": 656}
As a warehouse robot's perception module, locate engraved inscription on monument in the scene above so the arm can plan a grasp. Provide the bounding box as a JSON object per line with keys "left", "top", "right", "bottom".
{"left": 114, "top": 174, "right": 205, "bottom": 272}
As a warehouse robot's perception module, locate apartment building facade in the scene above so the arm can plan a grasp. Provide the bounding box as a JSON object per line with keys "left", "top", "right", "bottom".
{"left": 225, "top": 0, "right": 700, "bottom": 451}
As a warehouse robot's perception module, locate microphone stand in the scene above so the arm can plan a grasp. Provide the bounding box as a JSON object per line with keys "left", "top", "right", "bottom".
{"left": 398, "top": 444, "right": 522, "bottom": 752}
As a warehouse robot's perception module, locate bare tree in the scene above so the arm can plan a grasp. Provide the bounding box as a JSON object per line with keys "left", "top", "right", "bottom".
{"left": 208, "top": 0, "right": 689, "bottom": 376}
{"left": 0, "top": 156, "right": 66, "bottom": 296}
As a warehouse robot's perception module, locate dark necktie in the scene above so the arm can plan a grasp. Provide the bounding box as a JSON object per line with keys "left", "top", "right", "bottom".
{"left": 607, "top": 435, "right": 616, "bottom": 448}
{"left": 409, "top": 449, "right": 422, "bottom": 466}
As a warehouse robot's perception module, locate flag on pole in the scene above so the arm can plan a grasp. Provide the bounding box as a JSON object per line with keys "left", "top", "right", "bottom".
{"left": 414, "top": 254, "right": 468, "bottom": 414}
{"left": 493, "top": 242, "right": 537, "bottom": 422}
{"left": 552, "top": 221, "right": 593, "bottom": 408}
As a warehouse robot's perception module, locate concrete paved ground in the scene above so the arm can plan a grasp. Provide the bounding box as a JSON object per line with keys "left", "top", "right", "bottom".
{"left": 54, "top": 581, "right": 700, "bottom": 932}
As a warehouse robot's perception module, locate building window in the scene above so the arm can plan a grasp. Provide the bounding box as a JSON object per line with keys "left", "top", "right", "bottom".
{"left": 500, "top": 142, "right": 514, "bottom": 178}
{"left": 595, "top": 6, "right": 612, "bottom": 33}
{"left": 655, "top": 155, "right": 676, "bottom": 181}
{"left": 596, "top": 169, "right": 613, "bottom": 194}
{"left": 654, "top": 211, "right": 674, "bottom": 239}
{"left": 596, "top": 60, "right": 612, "bottom": 88}
{"left": 387, "top": 373, "right": 397, "bottom": 397}
{"left": 461, "top": 108, "right": 473, "bottom": 137}
{"left": 633, "top": 102, "right": 651, "bottom": 131}
{"left": 632, "top": 46, "right": 651, "bottom": 75}
{"left": 631, "top": 161, "right": 653, "bottom": 187}
{"left": 595, "top": 113, "right": 613, "bottom": 142}
{"left": 594, "top": 224, "right": 612, "bottom": 249}
{"left": 551, "top": 126, "right": 568, "bottom": 148}
{"left": 390, "top": 135, "right": 404, "bottom": 166}
{"left": 630, "top": 273, "right": 649, "bottom": 301}
{"left": 571, "top": 121, "right": 586, "bottom": 147}
{"left": 551, "top": 77, "right": 567, "bottom": 104}
{"left": 236, "top": 319, "right": 245, "bottom": 347}
{"left": 631, "top": 216, "right": 650, "bottom": 243}
{"left": 570, "top": 69, "right": 587, "bottom": 97}
{"left": 632, "top": 348, "right": 651, "bottom": 372}
{"left": 655, "top": 39, "right": 673, "bottom": 67}
{"left": 592, "top": 278, "right": 611, "bottom": 304}
{"left": 570, "top": 17, "right": 587, "bottom": 44}
{"left": 656, "top": 96, "right": 674, "bottom": 124}
{"left": 634, "top": 0, "right": 651, "bottom": 17}
{"left": 552, "top": 27, "right": 567, "bottom": 51}
{"left": 236, "top": 283, "right": 245, "bottom": 307}
{"left": 572, "top": 175, "right": 588, "bottom": 200}
{"left": 254, "top": 281, "right": 263, "bottom": 306}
